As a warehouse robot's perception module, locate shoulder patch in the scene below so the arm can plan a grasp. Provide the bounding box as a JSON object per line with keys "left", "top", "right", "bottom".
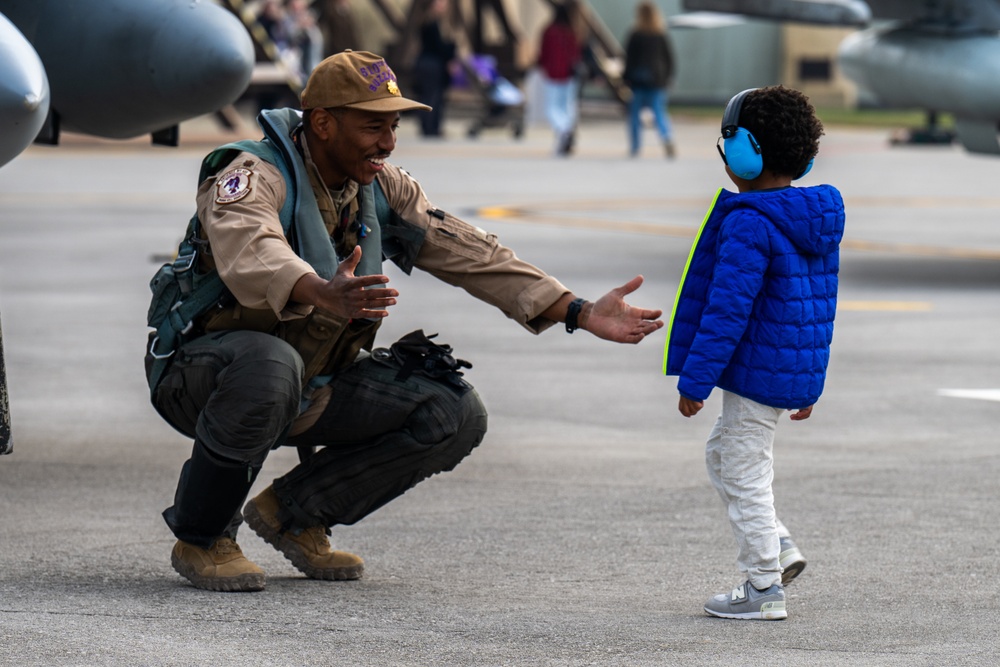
{"left": 215, "top": 167, "right": 254, "bottom": 204}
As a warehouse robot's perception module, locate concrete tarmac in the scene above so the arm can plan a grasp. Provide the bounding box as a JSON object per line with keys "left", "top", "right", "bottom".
{"left": 1, "top": 111, "right": 999, "bottom": 666}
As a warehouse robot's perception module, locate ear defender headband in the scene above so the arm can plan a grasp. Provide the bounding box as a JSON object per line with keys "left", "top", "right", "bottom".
{"left": 719, "top": 88, "right": 814, "bottom": 181}
{"left": 719, "top": 88, "right": 762, "bottom": 180}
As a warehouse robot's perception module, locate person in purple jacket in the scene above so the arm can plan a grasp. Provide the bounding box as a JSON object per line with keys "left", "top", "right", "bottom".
{"left": 663, "top": 86, "right": 844, "bottom": 620}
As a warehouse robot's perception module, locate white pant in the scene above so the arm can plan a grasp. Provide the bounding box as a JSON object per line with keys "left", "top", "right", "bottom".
{"left": 705, "top": 391, "right": 790, "bottom": 590}
{"left": 542, "top": 78, "right": 578, "bottom": 139}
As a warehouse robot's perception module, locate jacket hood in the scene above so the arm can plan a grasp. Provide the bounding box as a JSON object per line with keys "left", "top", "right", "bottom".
{"left": 726, "top": 185, "right": 844, "bottom": 257}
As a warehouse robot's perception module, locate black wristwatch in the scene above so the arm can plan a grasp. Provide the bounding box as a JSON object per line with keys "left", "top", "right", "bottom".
{"left": 565, "top": 298, "right": 587, "bottom": 334}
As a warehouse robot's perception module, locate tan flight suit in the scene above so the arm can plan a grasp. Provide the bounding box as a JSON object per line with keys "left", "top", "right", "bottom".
{"left": 154, "top": 118, "right": 576, "bottom": 539}
{"left": 193, "top": 148, "right": 570, "bottom": 434}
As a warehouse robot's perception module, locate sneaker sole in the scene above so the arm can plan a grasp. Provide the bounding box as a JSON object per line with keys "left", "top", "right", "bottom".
{"left": 779, "top": 548, "right": 807, "bottom": 585}
{"left": 243, "top": 501, "right": 364, "bottom": 581}
{"left": 170, "top": 551, "right": 265, "bottom": 592}
{"left": 704, "top": 606, "right": 788, "bottom": 621}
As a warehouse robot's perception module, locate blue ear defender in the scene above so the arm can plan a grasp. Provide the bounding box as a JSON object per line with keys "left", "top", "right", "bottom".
{"left": 720, "top": 88, "right": 817, "bottom": 181}
{"left": 720, "top": 88, "right": 763, "bottom": 180}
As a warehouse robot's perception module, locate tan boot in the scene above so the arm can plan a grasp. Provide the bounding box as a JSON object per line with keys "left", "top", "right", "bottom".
{"left": 243, "top": 485, "right": 364, "bottom": 581}
{"left": 170, "top": 538, "right": 265, "bottom": 592}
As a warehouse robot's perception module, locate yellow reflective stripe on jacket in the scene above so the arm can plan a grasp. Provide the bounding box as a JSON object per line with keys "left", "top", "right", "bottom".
{"left": 662, "top": 187, "right": 723, "bottom": 375}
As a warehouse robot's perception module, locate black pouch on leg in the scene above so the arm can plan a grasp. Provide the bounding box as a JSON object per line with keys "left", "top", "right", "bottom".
{"left": 371, "top": 329, "right": 473, "bottom": 395}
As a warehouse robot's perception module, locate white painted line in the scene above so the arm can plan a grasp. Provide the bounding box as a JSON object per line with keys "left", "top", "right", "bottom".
{"left": 937, "top": 389, "right": 1000, "bottom": 403}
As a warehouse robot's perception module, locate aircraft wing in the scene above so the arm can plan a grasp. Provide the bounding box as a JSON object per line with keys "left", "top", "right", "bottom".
{"left": 681, "top": 0, "right": 1000, "bottom": 155}
{"left": 0, "top": 0, "right": 254, "bottom": 169}
{"left": 862, "top": 0, "right": 1000, "bottom": 31}
{"left": 681, "top": 0, "right": 1000, "bottom": 30}
{"left": 680, "top": 0, "right": 872, "bottom": 27}
{"left": 669, "top": 11, "right": 755, "bottom": 29}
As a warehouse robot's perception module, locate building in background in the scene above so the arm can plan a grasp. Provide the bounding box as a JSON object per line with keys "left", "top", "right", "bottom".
{"left": 586, "top": 0, "right": 857, "bottom": 107}
{"left": 780, "top": 24, "right": 857, "bottom": 108}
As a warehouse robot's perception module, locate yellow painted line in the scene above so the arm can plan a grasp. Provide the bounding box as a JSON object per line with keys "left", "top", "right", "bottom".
{"left": 477, "top": 204, "right": 1000, "bottom": 261}
{"left": 839, "top": 301, "right": 933, "bottom": 312}
{"left": 841, "top": 239, "right": 1000, "bottom": 261}
{"left": 476, "top": 207, "right": 697, "bottom": 237}
{"left": 481, "top": 195, "right": 1000, "bottom": 214}
{"left": 476, "top": 206, "right": 523, "bottom": 219}
{"left": 480, "top": 198, "right": 713, "bottom": 212}
{"left": 845, "top": 196, "right": 1000, "bottom": 208}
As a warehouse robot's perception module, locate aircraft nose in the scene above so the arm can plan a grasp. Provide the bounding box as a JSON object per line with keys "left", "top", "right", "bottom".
{"left": 31, "top": 0, "right": 254, "bottom": 139}
{"left": 148, "top": 2, "right": 255, "bottom": 116}
{"left": 0, "top": 12, "right": 50, "bottom": 168}
{"left": 22, "top": 93, "right": 45, "bottom": 111}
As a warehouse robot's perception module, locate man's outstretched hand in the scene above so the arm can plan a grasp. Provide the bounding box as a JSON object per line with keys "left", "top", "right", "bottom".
{"left": 583, "top": 275, "right": 664, "bottom": 344}
{"left": 292, "top": 246, "right": 399, "bottom": 319}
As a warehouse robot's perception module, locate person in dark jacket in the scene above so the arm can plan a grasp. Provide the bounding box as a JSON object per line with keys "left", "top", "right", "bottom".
{"left": 664, "top": 86, "right": 843, "bottom": 620}
{"left": 412, "top": 0, "right": 456, "bottom": 137}
{"left": 623, "top": 1, "right": 676, "bottom": 158}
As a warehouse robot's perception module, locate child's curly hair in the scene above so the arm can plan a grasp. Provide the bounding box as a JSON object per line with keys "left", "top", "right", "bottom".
{"left": 739, "top": 86, "right": 824, "bottom": 178}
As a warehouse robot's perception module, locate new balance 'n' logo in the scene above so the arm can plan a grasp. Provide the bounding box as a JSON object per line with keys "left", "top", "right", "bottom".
{"left": 731, "top": 584, "right": 748, "bottom": 603}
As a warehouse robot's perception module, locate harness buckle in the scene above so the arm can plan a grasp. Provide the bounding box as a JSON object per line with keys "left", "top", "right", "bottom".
{"left": 171, "top": 252, "right": 197, "bottom": 295}
{"left": 148, "top": 336, "right": 175, "bottom": 360}
{"left": 172, "top": 252, "right": 196, "bottom": 273}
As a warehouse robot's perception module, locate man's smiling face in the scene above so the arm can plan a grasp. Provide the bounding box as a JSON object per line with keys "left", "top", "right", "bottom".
{"left": 313, "top": 108, "right": 399, "bottom": 188}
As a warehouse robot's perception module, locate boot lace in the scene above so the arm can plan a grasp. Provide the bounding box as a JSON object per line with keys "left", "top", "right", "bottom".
{"left": 303, "top": 526, "right": 332, "bottom": 553}
{"left": 211, "top": 537, "right": 241, "bottom": 555}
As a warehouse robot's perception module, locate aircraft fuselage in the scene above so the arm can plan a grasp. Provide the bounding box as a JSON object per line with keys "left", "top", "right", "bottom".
{"left": 840, "top": 27, "right": 1000, "bottom": 119}
{"left": 839, "top": 26, "right": 1000, "bottom": 152}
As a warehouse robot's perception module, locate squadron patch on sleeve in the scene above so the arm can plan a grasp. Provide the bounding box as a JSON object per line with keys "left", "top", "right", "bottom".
{"left": 215, "top": 167, "right": 253, "bottom": 204}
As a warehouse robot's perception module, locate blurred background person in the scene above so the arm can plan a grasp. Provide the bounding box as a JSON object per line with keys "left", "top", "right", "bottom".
{"left": 286, "top": 0, "right": 324, "bottom": 82}
{"left": 537, "top": 3, "right": 581, "bottom": 156}
{"left": 622, "top": 1, "right": 676, "bottom": 158}
{"left": 316, "top": 0, "right": 359, "bottom": 56}
{"left": 255, "top": 0, "right": 299, "bottom": 109}
{"left": 412, "top": 0, "right": 457, "bottom": 137}
{"left": 255, "top": 0, "right": 321, "bottom": 85}
{"left": 258, "top": 0, "right": 293, "bottom": 57}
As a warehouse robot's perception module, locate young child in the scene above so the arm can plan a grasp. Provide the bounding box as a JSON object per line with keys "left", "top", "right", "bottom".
{"left": 663, "top": 86, "right": 844, "bottom": 620}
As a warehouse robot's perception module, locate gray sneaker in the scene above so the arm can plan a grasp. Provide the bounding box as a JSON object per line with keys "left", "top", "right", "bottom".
{"left": 779, "top": 536, "right": 807, "bottom": 585}
{"left": 704, "top": 581, "right": 787, "bottom": 620}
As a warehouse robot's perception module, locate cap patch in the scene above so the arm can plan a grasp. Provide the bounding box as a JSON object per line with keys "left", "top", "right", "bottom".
{"left": 215, "top": 167, "right": 253, "bottom": 204}
{"left": 359, "top": 59, "right": 396, "bottom": 93}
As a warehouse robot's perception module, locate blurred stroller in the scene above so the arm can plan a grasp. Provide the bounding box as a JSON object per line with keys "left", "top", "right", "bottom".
{"left": 452, "top": 54, "right": 525, "bottom": 139}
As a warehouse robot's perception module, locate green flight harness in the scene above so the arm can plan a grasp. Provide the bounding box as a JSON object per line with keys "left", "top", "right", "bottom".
{"left": 145, "top": 139, "right": 391, "bottom": 398}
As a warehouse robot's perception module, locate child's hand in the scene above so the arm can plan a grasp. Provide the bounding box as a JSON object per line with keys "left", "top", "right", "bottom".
{"left": 790, "top": 405, "right": 813, "bottom": 421}
{"left": 678, "top": 396, "right": 704, "bottom": 417}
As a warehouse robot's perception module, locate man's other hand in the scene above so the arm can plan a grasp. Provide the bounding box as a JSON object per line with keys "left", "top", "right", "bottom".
{"left": 292, "top": 246, "right": 399, "bottom": 319}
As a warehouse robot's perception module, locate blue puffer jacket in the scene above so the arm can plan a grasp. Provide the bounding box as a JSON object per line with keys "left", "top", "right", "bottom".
{"left": 663, "top": 185, "right": 845, "bottom": 409}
